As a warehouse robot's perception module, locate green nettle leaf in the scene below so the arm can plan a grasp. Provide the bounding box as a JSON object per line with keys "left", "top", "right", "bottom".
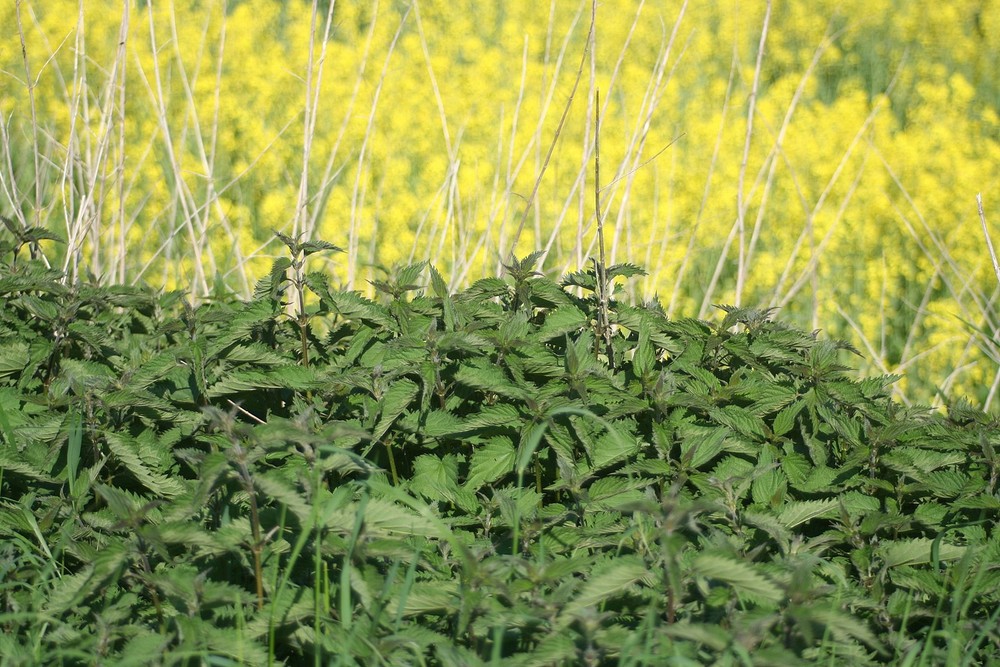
{"left": 707, "top": 455, "right": 755, "bottom": 487}
{"left": 791, "top": 604, "right": 883, "bottom": 650}
{"left": 558, "top": 555, "right": 650, "bottom": 625}
{"left": 750, "top": 466, "right": 788, "bottom": 507}
{"left": 273, "top": 229, "right": 299, "bottom": 253}
{"left": 409, "top": 454, "right": 461, "bottom": 503}
{"left": 606, "top": 262, "right": 647, "bottom": 281}
{"left": 776, "top": 499, "right": 839, "bottom": 528}
{"left": 428, "top": 263, "right": 449, "bottom": 298}
{"left": 58, "top": 358, "right": 116, "bottom": 392}
{"left": 388, "top": 580, "right": 460, "bottom": 617}
{"left": 952, "top": 494, "right": 1000, "bottom": 509}
{"left": 0, "top": 447, "right": 52, "bottom": 481}
{"left": 211, "top": 343, "right": 292, "bottom": 367}
{"left": 798, "top": 464, "right": 838, "bottom": 492}
{"left": 528, "top": 275, "right": 576, "bottom": 309}
{"left": 710, "top": 404, "right": 768, "bottom": 440}
{"left": 300, "top": 239, "right": 344, "bottom": 256}
{"left": 586, "top": 476, "right": 647, "bottom": 509}
{"left": 537, "top": 305, "right": 588, "bottom": 341}
{"left": 18, "top": 294, "right": 60, "bottom": 322}
{"left": 94, "top": 483, "right": 144, "bottom": 522}
{"left": 678, "top": 423, "right": 728, "bottom": 470}
{"left": 206, "top": 365, "right": 319, "bottom": 397}
{"left": 579, "top": 425, "right": 639, "bottom": 474}
{"left": 254, "top": 470, "right": 312, "bottom": 524}
{"left": 0, "top": 341, "right": 29, "bottom": 379}
{"left": 323, "top": 497, "right": 436, "bottom": 539}
{"left": 742, "top": 511, "right": 793, "bottom": 552}
{"left": 372, "top": 378, "right": 420, "bottom": 440}
{"left": 693, "top": 554, "right": 783, "bottom": 604}
{"left": 105, "top": 433, "right": 185, "bottom": 497}
{"left": 743, "top": 381, "right": 798, "bottom": 415}
{"left": 662, "top": 623, "right": 733, "bottom": 651}
{"left": 889, "top": 567, "right": 948, "bottom": 597}
{"left": 878, "top": 538, "right": 967, "bottom": 568}
{"left": 839, "top": 491, "right": 882, "bottom": 518}
{"left": 630, "top": 315, "right": 657, "bottom": 379}
{"left": 253, "top": 256, "right": 292, "bottom": 302}
{"left": 781, "top": 451, "right": 813, "bottom": 487}
{"left": 465, "top": 436, "right": 517, "bottom": 490}
{"left": 459, "top": 403, "right": 522, "bottom": 431}
{"left": 922, "top": 469, "right": 972, "bottom": 497}
{"left": 43, "top": 570, "right": 100, "bottom": 615}
{"left": 455, "top": 361, "right": 530, "bottom": 401}
{"left": 400, "top": 409, "right": 465, "bottom": 438}
{"left": 772, "top": 399, "right": 805, "bottom": 437}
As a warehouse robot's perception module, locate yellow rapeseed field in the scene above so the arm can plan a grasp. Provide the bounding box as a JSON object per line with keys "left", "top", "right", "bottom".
{"left": 2, "top": 0, "right": 1000, "bottom": 406}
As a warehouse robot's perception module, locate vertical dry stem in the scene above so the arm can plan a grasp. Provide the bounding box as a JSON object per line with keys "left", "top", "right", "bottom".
{"left": 506, "top": 0, "right": 596, "bottom": 258}
{"left": 734, "top": 0, "right": 771, "bottom": 307}
{"left": 14, "top": 1, "right": 41, "bottom": 230}
{"left": 978, "top": 193, "right": 1000, "bottom": 290}
{"left": 595, "top": 88, "right": 612, "bottom": 364}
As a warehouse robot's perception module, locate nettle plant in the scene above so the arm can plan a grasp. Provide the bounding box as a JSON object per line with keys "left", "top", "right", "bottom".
{"left": 0, "top": 226, "right": 997, "bottom": 666}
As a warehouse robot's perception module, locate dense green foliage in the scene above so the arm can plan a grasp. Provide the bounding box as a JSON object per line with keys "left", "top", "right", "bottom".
{"left": 0, "top": 227, "right": 998, "bottom": 665}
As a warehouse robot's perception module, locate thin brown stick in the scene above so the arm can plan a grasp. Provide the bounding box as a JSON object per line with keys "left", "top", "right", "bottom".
{"left": 506, "top": 0, "right": 596, "bottom": 257}
{"left": 14, "top": 1, "right": 41, "bottom": 231}
{"left": 347, "top": 0, "right": 410, "bottom": 290}
{"left": 977, "top": 192, "right": 1000, "bottom": 410}
{"left": 978, "top": 193, "right": 1000, "bottom": 289}
{"left": 734, "top": 0, "right": 771, "bottom": 307}
{"left": 595, "top": 87, "right": 612, "bottom": 364}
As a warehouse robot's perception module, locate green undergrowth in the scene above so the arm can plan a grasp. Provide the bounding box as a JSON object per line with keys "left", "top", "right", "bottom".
{"left": 0, "top": 227, "right": 998, "bottom": 666}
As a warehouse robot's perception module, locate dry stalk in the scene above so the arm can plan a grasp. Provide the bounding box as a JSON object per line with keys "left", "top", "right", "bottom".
{"left": 347, "top": 0, "right": 410, "bottom": 290}
{"left": 978, "top": 193, "right": 1000, "bottom": 290}
{"left": 977, "top": 192, "right": 1000, "bottom": 408}
{"left": 595, "top": 88, "right": 613, "bottom": 365}
{"left": 734, "top": 0, "right": 771, "bottom": 307}
{"left": 14, "top": 1, "right": 41, "bottom": 230}
{"left": 506, "top": 0, "right": 596, "bottom": 258}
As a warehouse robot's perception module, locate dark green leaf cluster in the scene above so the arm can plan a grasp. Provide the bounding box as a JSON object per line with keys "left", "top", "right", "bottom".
{"left": 0, "top": 241, "right": 997, "bottom": 666}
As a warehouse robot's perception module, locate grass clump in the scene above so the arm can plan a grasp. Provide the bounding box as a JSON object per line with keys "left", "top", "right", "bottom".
{"left": 0, "top": 230, "right": 997, "bottom": 665}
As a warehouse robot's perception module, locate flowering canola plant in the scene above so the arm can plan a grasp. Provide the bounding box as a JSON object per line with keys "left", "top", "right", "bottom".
{"left": 2, "top": 0, "right": 999, "bottom": 406}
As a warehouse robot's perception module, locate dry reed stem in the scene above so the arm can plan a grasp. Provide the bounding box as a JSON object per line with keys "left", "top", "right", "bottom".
{"left": 14, "top": 0, "right": 41, "bottom": 231}
{"left": 165, "top": 3, "right": 244, "bottom": 295}
{"left": 668, "top": 56, "right": 736, "bottom": 316}
{"left": 595, "top": 87, "right": 612, "bottom": 362}
{"left": 768, "top": 56, "right": 901, "bottom": 315}
{"left": 552, "top": 0, "right": 685, "bottom": 280}
{"left": 302, "top": 0, "right": 380, "bottom": 254}
{"left": 293, "top": 0, "right": 338, "bottom": 244}
{"left": 347, "top": 1, "right": 411, "bottom": 290}
{"left": 740, "top": 23, "right": 846, "bottom": 314}
{"left": 506, "top": 0, "right": 595, "bottom": 258}
{"left": 881, "top": 152, "right": 994, "bottom": 334}
{"left": 113, "top": 0, "right": 131, "bottom": 285}
{"left": 978, "top": 193, "right": 1000, "bottom": 291}
{"left": 413, "top": 0, "right": 466, "bottom": 284}
{"left": 59, "top": 2, "right": 129, "bottom": 282}
{"left": 138, "top": 3, "right": 211, "bottom": 296}
{"left": 605, "top": 5, "right": 688, "bottom": 272}
{"left": 734, "top": 0, "right": 770, "bottom": 307}
{"left": 977, "top": 192, "right": 1000, "bottom": 407}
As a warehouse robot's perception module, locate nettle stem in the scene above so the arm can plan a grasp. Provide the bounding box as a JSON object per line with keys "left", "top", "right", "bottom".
{"left": 232, "top": 439, "right": 266, "bottom": 610}
{"left": 594, "top": 88, "right": 613, "bottom": 367}
{"left": 296, "top": 260, "right": 310, "bottom": 368}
